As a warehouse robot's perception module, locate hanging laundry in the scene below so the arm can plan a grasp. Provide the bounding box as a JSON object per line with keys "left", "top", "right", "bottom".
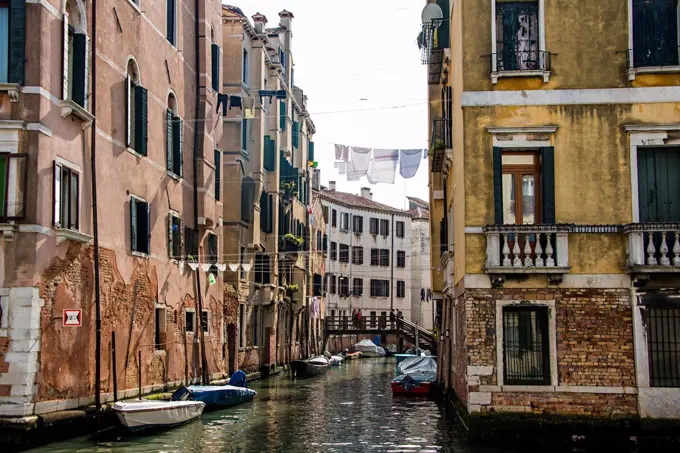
{"left": 423, "top": 148, "right": 428, "bottom": 160}
{"left": 399, "top": 149, "right": 423, "bottom": 179}
{"left": 258, "top": 90, "right": 277, "bottom": 105}
{"left": 216, "top": 93, "right": 229, "bottom": 116}
{"left": 334, "top": 144, "right": 343, "bottom": 160}
{"left": 276, "top": 89, "right": 287, "bottom": 99}
{"left": 341, "top": 145, "right": 350, "bottom": 162}
{"left": 229, "top": 95, "right": 242, "bottom": 110}
{"left": 367, "top": 149, "right": 399, "bottom": 184}
{"left": 347, "top": 147, "right": 371, "bottom": 181}
{"left": 338, "top": 162, "right": 347, "bottom": 175}
{"left": 229, "top": 263, "right": 240, "bottom": 272}
{"left": 244, "top": 108, "right": 255, "bottom": 119}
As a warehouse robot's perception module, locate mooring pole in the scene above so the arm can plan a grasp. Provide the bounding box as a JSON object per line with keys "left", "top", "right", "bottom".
{"left": 137, "top": 350, "right": 142, "bottom": 400}
{"left": 112, "top": 331, "right": 118, "bottom": 402}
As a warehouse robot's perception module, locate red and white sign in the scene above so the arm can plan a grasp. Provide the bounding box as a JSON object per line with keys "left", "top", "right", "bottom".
{"left": 63, "top": 309, "right": 82, "bottom": 327}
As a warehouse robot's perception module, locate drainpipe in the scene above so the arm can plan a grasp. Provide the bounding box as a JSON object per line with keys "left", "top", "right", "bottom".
{"left": 390, "top": 213, "right": 395, "bottom": 311}
{"left": 90, "top": 0, "right": 102, "bottom": 410}
{"left": 193, "top": 0, "right": 208, "bottom": 385}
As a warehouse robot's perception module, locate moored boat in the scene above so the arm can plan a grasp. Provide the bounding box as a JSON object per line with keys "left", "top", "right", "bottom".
{"left": 171, "top": 370, "right": 256, "bottom": 409}
{"left": 354, "top": 339, "right": 386, "bottom": 357}
{"left": 290, "top": 356, "right": 330, "bottom": 379}
{"left": 329, "top": 355, "right": 344, "bottom": 366}
{"left": 112, "top": 400, "right": 206, "bottom": 431}
{"left": 391, "top": 356, "right": 437, "bottom": 396}
{"left": 343, "top": 351, "right": 362, "bottom": 360}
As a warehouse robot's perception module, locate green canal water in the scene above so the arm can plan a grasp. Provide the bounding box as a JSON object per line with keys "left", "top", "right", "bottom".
{"left": 25, "top": 359, "right": 519, "bottom": 453}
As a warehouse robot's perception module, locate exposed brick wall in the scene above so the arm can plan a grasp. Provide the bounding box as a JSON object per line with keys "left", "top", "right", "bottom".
{"left": 453, "top": 296, "right": 469, "bottom": 403}
{"left": 490, "top": 392, "right": 638, "bottom": 417}
{"left": 465, "top": 292, "right": 496, "bottom": 385}
{"left": 0, "top": 336, "right": 8, "bottom": 374}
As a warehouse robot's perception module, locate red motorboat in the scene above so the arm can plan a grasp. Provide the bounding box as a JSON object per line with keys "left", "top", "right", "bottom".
{"left": 391, "top": 356, "right": 437, "bottom": 396}
{"left": 390, "top": 376, "right": 432, "bottom": 395}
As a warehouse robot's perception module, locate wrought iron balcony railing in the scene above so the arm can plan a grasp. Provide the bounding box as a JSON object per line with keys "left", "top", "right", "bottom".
{"left": 491, "top": 50, "right": 552, "bottom": 74}
{"left": 430, "top": 119, "right": 451, "bottom": 173}
{"left": 627, "top": 47, "right": 680, "bottom": 69}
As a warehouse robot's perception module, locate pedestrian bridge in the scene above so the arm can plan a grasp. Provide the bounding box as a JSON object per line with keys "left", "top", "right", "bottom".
{"left": 323, "top": 316, "right": 437, "bottom": 354}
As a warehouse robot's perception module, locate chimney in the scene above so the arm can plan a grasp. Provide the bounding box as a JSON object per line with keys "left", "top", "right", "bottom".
{"left": 361, "top": 187, "right": 372, "bottom": 200}
{"left": 329, "top": 181, "right": 336, "bottom": 191}
{"left": 278, "top": 10, "right": 294, "bottom": 31}
{"left": 252, "top": 12, "right": 268, "bottom": 34}
{"left": 311, "top": 168, "right": 320, "bottom": 191}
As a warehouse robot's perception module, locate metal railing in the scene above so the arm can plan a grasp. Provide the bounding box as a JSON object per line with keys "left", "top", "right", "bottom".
{"left": 324, "top": 316, "right": 436, "bottom": 351}
{"left": 627, "top": 47, "right": 680, "bottom": 69}
{"left": 645, "top": 306, "right": 680, "bottom": 388}
{"left": 491, "top": 50, "right": 551, "bottom": 73}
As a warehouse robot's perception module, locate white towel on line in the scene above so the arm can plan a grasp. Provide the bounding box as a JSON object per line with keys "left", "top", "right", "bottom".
{"left": 399, "top": 149, "right": 423, "bottom": 179}
{"left": 338, "top": 162, "right": 347, "bottom": 174}
{"left": 334, "top": 144, "right": 343, "bottom": 160}
{"left": 348, "top": 147, "right": 371, "bottom": 181}
{"left": 367, "top": 149, "right": 399, "bottom": 184}
{"left": 341, "top": 145, "right": 350, "bottom": 162}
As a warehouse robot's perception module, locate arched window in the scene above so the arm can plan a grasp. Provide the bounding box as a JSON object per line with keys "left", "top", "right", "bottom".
{"left": 126, "top": 60, "right": 148, "bottom": 155}
{"left": 166, "top": 93, "right": 183, "bottom": 176}
{"left": 63, "top": 0, "right": 89, "bottom": 108}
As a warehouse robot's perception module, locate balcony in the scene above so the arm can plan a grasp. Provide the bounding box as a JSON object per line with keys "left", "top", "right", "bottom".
{"left": 484, "top": 224, "right": 571, "bottom": 277}
{"left": 490, "top": 50, "right": 552, "bottom": 84}
{"left": 626, "top": 47, "right": 680, "bottom": 81}
{"left": 430, "top": 119, "right": 452, "bottom": 173}
{"left": 624, "top": 223, "right": 680, "bottom": 273}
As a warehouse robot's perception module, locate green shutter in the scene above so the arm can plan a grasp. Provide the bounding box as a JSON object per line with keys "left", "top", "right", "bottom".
{"left": 541, "top": 147, "right": 555, "bottom": 224}
{"left": 125, "top": 75, "right": 131, "bottom": 147}
{"left": 436, "top": 0, "right": 450, "bottom": 49}
{"left": 0, "top": 157, "right": 6, "bottom": 217}
{"left": 280, "top": 101, "right": 286, "bottom": 130}
{"left": 130, "top": 197, "right": 137, "bottom": 252}
{"left": 166, "top": 110, "right": 173, "bottom": 171}
{"left": 264, "top": 136, "right": 275, "bottom": 172}
{"left": 172, "top": 117, "right": 183, "bottom": 177}
{"left": 214, "top": 149, "right": 221, "bottom": 201}
{"left": 135, "top": 86, "right": 148, "bottom": 156}
{"left": 293, "top": 122, "right": 299, "bottom": 148}
{"left": 259, "top": 191, "right": 267, "bottom": 231}
{"left": 493, "top": 147, "right": 503, "bottom": 225}
{"left": 309, "top": 141, "right": 315, "bottom": 163}
{"left": 241, "top": 177, "right": 255, "bottom": 223}
{"left": 9, "top": 0, "right": 26, "bottom": 85}
{"left": 211, "top": 44, "right": 220, "bottom": 91}
{"left": 72, "top": 34, "right": 87, "bottom": 107}
{"left": 267, "top": 195, "right": 274, "bottom": 233}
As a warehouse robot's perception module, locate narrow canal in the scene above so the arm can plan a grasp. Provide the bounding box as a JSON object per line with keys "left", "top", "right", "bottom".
{"left": 26, "top": 359, "right": 518, "bottom": 453}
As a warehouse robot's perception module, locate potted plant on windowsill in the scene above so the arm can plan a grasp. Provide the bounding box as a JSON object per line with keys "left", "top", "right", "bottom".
{"left": 282, "top": 233, "right": 304, "bottom": 252}
{"left": 285, "top": 284, "right": 299, "bottom": 296}
{"left": 280, "top": 181, "right": 297, "bottom": 205}
{"left": 428, "top": 139, "right": 446, "bottom": 158}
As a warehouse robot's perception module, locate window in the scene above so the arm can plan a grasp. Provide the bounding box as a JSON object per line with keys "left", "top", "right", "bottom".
{"left": 370, "top": 218, "right": 379, "bottom": 235}
{"left": 631, "top": 0, "right": 680, "bottom": 68}
{"left": 502, "top": 307, "right": 550, "bottom": 386}
{"left": 54, "top": 162, "right": 79, "bottom": 230}
{"left": 329, "top": 274, "right": 337, "bottom": 294}
{"left": 185, "top": 309, "right": 196, "bottom": 333}
{"left": 252, "top": 306, "right": 259, "bottom": 347}
{"left": 379, "top": 219, "right": 389, "bottom": 236}
{"left": 260, "top": 191, "right": 274, "bottom": 233}
{"left": 62, "top": 2, "right": 89, "bottom": 108}
{"left": 323, "top": 234, "right": 328, "bottom": 254}
{"left": 0, "top": 153, "right": 26, "bottom": 221}
{"left": 166, "top": 0, "right": 176, "bottom": 46}
{"left": 494, "top": 1, "right": 542, "bottom": 72}
{"left": 397, "top": 250, "right": 406, "bottom": 268}
{"left": 242, "top": 48, "right": 248, "bottom": 83}
{"left": 500, "top": 152, "right": 541, "bottom": 225}
{"left": 353, "top": 215, "right": 363, "bottom": 233}
{"left": 168, "top": 214, "right": 182, "bottom": 259}
{"left": 241, "top": 177, "right": 255, "bottom": 223}
{"left": 207, "top": 233, "right": 218, "bottom": 273}
{"left": 646, "top": 306, "right": 680, "bottom": 387}
{"left": 280, "top": 100, "right": 287, "bottom": 130}
{"left": 155, "top": 306, "right": 167, "bottom": 350}
{"left": 370, "top": 279, "right": 390, "bottom": 298}
{"left": 352, "top": 246, "right": 363, "bottom": 265}
{"left": 353, "top": 278, "right": 363, "bottom": 296}
{"left": 214, "top": 149, "right": 221, "bottom": 201}
{"left": 238, "top": 304, "right": 246, "bottom": 348}
{"left": 241, "top": 119, "right": 248, "bottom": 152}
{"left": 0, "top": 2, "right": 8, "bottom": 83}
{"left": 370, "top": 248, "right": 379, "bottom": 266}
{"left": 397, "top": 281, "right": 405, "bottom": 298}
{"left": 380, "top": 249, "right": 390, "bottom": 267}
{"left": 316, "top": 231, "right": 322, "bottom": 251}
{"left": 166, "top": 94, "right": 183, "bottom": 177}
{"left": 130, "top": 197, "right": 150, "bottom": 254}
{"left": 339, "top": 244, "right": 350, "bottom": 263}
{"left": 185, "top": 226, "right": 199, "bottom": 260}
{"left": 211, "top": 43, "right": 220, "bottom": 91}
{"left": 126, "top": 61, "right": 147, "bottom": 155}
{"left": 255, "top": 253, "right": 270, "bottom": 284}
{"left": 396, "top": 221, "right": 405, "bottom": 238}
{"left": 313, "top": 273, "right": 323, "bottom": 296}
{"left": 332, "top": 209, "right": 337, "bottom": 227}
{"left": 339, "top": 277, "right": 349, "bottom": 297}
{"left": 201, "top": 310, "right": 209, "bottom": 334}
{"left": 340, "top": 212, "right": 350, "bottom": 231}
{"left": 330, "top": 242, "right": 337, "bottom": 261}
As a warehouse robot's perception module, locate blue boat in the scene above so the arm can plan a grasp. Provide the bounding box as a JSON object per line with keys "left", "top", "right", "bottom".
{"left": 172, "top": 370, "right": 256, "bottom": 409}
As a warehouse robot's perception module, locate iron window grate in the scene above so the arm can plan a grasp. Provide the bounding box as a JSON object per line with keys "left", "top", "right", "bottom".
{"left": 503, "top": 306, "right": 550, "bottom": 386}
{"left": 647, "top": 307, "right": 680, "bottom": 388}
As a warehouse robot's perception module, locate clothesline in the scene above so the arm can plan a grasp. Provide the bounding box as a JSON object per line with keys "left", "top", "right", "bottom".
{"left": 331, "top": 145, "right": 427, "bottom": 184}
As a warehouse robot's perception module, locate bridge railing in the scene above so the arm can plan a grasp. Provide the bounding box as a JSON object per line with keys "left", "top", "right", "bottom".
{"left": 325, "top": 315, "right": 396, "bottom": 332}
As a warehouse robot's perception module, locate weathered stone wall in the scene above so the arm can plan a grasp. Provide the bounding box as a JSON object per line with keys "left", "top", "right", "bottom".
{"left": 489, "top": 392, "right": 638, "bottom": 417}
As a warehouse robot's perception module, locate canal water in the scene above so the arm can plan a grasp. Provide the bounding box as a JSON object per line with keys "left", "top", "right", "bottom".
{"left": 26, "top": 359, "right": 519, "bottom": 453}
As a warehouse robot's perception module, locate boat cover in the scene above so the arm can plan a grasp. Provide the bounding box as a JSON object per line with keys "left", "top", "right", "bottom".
{"left": 354, "top": 339, "right": 386, "bottom": 356}
{"left": 308, "top": 356, "right": 330, "bottom": 365}
{"left": 396, "top": 356, "right": 437, "bottom": 379}
{"left": 184, "top": 385, "right": 256, "bottom": 407}
{"left": 229, "top": 370, "right": 248, "bottom": 388}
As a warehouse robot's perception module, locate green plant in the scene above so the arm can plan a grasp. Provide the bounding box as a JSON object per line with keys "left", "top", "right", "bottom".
{"left": 286, "top": 284, "right": 299, "bottom": 293}
{"left": 283, "top": 233, "right": 304, "bottom": 246}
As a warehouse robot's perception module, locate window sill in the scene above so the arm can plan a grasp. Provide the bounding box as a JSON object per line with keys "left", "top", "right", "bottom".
{"left": 126, "top": 147, "right": 146, "bottom": 159}
{"left": 131, "top": 251, "right": 150, "bottom": 259}
{"left": 0, "top": 83, "right": 20, "bottom": 103}
{"left": 154, "top": 350, "right": 167, "bottom": 356}
{"left": 0, "top": 222, "right": 17, "bottom": 241}
{"left": 60, "top": 100, "right": 94, "bottom": 128}
{"left": 167, "top": 171, "right": 181, "bottom": 181}
{"left": 55, "top": 228, "right": 93, "bottom": 245}
{"left": 491, "top": 70, "right": 551, "bottom": 84}
{"left": 627, "top": 65, "right": 680, "bottom": 81}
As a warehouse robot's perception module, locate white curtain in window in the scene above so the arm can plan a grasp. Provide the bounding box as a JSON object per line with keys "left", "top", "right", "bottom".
{"left": 0, "top": 7, "right": 9, "bottom": 83}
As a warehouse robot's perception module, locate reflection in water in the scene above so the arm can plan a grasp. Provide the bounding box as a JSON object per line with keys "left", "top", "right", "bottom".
{"left": 25, "top": 360, "right": 511, "bottom": 453}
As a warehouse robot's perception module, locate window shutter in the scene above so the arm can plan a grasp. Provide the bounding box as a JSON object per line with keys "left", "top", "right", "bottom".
{"left": 435, "top": 0, "right": 450, "bottom": 49}
{"left": 309, "top": 141, "right": 315, "bottom": 163}
{"left": 264, "top": 136, "right": 275, "bottom": 172}
{"left": 168, "top": 215, "right": 174, "bottom": 257}
{"left": 135, "top": 86, "right": 148, "bottom": 156}
{"left": 259, "top": 191, "right": 267, "bottom": 231}
{"left": 214, "top": 149, "right": 221, "bottom": 200}
{"left": 166, "top": 110, "right": 173, "bottom": 171}
{"left": 280, "top": 101, "right": 286, "bottom": 130}
{"left": 241, "top": 177, "right": 255, "bottom": 223}
{"left": 541, "top": 147, "right": 556, "bottom": 224}
{"left": 125, "top": 75, "right": 131, "bottom": 147}
{"left": 145, "top": 203, "right": 151, "bottom": 254}
{"left": 267, "top": 194, "right": 274, "bottom": 233}
{"left": 9, "top": 0, "right": 26, "bottom": 85}
{"left": 211, "top": 44, "right": 220, "bottom": 91}
{"left": 173, "top": 117, "right": 183, "bottom": 177}
{"left": 166, "top": 0, "right": 175, "bottom": 45}
{"left": 130, "top": 197, "right": 137, "bottom": 252}
{"left": 493, "top": 146, "right": 503, "bottom": 224}
{"left": 52, "top": 162, "right": 60, "bottom": 226}
{"left": 72, "top": 34, "right": 87, "bottom": 108}
{"left": 62, "top": 13, "right": 69, "bottom": 100}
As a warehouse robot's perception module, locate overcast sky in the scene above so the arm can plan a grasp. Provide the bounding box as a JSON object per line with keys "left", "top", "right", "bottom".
{"left": 226, "top": 0, "right": 429, "bottom": 209}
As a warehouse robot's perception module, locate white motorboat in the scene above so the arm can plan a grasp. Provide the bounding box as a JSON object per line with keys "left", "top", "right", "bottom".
{"left": 112, "top": 400, "right": 206, "bottom": 431}
{"left": 354, "top": 339, "right": 386, "bottom": 357}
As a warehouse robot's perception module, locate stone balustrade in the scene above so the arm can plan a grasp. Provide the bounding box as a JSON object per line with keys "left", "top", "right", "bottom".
{"left": 624, "top": 223, "right": 680, "bottom": 271}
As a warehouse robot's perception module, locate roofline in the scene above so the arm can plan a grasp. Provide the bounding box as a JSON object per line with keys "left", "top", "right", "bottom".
{"left": 318, "top": 191, "right": 410, "bottom": 217}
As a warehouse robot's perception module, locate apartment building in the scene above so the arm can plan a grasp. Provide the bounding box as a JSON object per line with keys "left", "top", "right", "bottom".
{"left": 406, "top": 197, "right": 433, "bottom": 330}
{"left": 423, "top": 0, "right": 680, "bottom": 439}
{"left": 0, "top": 0, "right": 225, "bottom": 417}
{"left": 220, "top": 6, "right": 319, "bottom": 374}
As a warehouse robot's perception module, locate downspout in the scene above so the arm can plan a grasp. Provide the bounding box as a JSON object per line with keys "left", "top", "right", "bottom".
{"left": 90, "top": 0, "right": 102, "bottom": 410}
{"left": 390, "top": 213, "right": 395, "bottom": 311}
{"left": 193, "top": 0, "right": 208, "bottom": 384}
